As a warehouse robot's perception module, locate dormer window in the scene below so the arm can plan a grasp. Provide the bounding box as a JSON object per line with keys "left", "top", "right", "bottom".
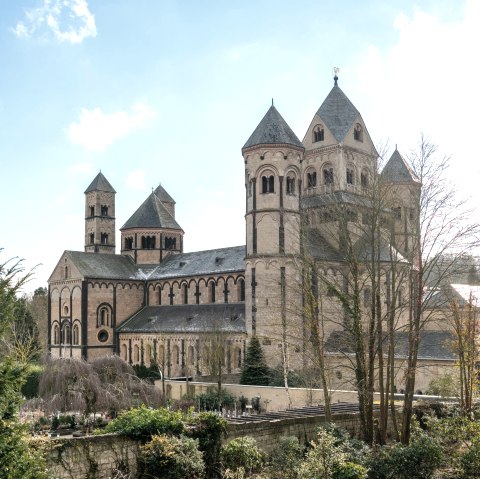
{"left": 261, "top": 175, "right": 275, "bottom": 193}
{"left": 354, "top": 123, "right": 363, "bottom": 142}
{"left": 346, "top": 168, "right": 354, "bottom": 185}
{"left": 307, "top": 171, "right": 317, "bottom": 188}
{"left": 323, "top": 167, "right": 334, "bottom": 185}
{"left": 101, "top": 205, "right": 108, "bottom": 216}
{"left": 313, "top": 125, "right": 324, "bottom": 142}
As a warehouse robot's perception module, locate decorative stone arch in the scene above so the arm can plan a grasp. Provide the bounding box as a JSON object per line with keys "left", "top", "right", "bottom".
{"left": 72, "top": 319, "right": 81, "bottom": 345}
{"left": 121, "top": 343, "right": 128, "bottom": 362}
{"left": 133, "top": 344, "right": 140, "bottom": 364}
{"left": 305, "top": 166, "right": 317, "bottom": 189}
{"left": 206, "top": 277, "right": 217, "bottom": 303}
{"left": 236, "top": 277, "right": 246, "bottom": 302}
{"left": 96, "top": 303, "right": 112, "bottom": 328}
{"left": 321, "top": 161, "right": 335, "bottom": 185}
{"left": 360, "top": 167, "right": 370, "bottom": 188}
{"left": 346, "top": 162, "right": 357, "bottom": 186}
{"left": 312, "top": 123, "right": 325, "bottom": 143}
{"left": 353, "top": 122, "right": 363, "bottom": 142}
{"left": 52, "top": 321, "right": 60, "bottom": 345}
{"left": 257, "top": 165, "right": 278, "bottom": 194}
{"left": 145, "top": 343, "right": 153, "bottom": 366}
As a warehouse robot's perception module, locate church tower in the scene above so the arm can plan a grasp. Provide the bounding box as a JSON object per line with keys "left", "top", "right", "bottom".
{"left": 84, "top": 172, "right": 116, "bottom": 254}
{"left": 242, "top": 104, "right": 304, "bottom": 357}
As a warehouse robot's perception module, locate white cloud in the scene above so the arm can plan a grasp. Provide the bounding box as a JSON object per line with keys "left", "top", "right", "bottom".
{"left": 13, "top": 0, "right": 96, "bottom": 44}
{"left": 126, "top": 170, "right": 147, "bottom": 190}
{"left": 68, "top": 103, "right": 156, "bottom": 151}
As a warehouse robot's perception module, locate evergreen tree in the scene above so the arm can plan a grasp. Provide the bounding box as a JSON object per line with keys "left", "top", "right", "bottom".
{"left": 240, "top": 336, "right": 270, "bottom": 385}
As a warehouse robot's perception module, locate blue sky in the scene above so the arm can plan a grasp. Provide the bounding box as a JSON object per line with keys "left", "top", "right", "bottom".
{"left": 1, "top": 0, "right": 478, "bottom": 293}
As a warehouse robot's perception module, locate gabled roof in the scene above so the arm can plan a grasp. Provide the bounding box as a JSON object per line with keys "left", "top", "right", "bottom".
{"left": 121, "top": 191, "right": 182, "bottom": 230}
{"left": 61, "top": 251, "right": 142, "bottom": 280}
{"left": 154, "top": 184, "right": 175, "bottom": 205}
{"left": 149, "top": 245, "right": 246, "bottom": 280}
{"left": 316, "top": 84, "right": 361, "bottom": 143}
{"left": 117, "top": 303, "right": 246, "bottom": 334}
{"left": 84, "top": 172, "right": 116, "bottom": 194}
{"left": 243, "top": 105, "right": 303, "bottom": 150}
{"left": 382, "top": 149, "right": 420, "bottom": 184}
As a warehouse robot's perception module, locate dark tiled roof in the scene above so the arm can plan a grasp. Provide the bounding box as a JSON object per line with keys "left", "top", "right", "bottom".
{"left": 305, "top": 230, "right": 343, "bottom": 262}
{"left": 149, "top": 246, "right": 246, "bottom": 280}
{"left": 117, "top": 303, "right": 246, "bottom": 334}
{"left": 243, "top": 105, "right": 303, "bottom": 150}
{"left": 382, "top": 150, "right": 420, "bottom": 183}
{"left": 154, "top": 184, "right": 175, "bottom": 205}
{"left": 301, "top": 191, "right": 372, "bottom": 210}
{"left": 353, "top": 233, "right": 407, "bottom": 263}
{"left": 121, "top": 192, "right": 182, "bottom": 230}
{"left": 325, "top": 330, "right": 456, "bottom": 361}
{"left": 65, "top": 251, "right": 143, "bottom": 280}
{"left": 84, "top": 172, "right": 116, "bottom": 194}
{"left": 317, "top": 85, "right": 360, "bottom": 143}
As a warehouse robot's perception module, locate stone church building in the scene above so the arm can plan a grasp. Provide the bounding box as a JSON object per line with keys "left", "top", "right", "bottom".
{"left": 49, "top": 77, "right": 446, "bottom": 388}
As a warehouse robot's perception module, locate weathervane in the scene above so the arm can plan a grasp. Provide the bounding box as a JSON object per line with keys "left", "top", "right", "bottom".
{"left": 333, "top": 67, "right": 340, "bottom": 86}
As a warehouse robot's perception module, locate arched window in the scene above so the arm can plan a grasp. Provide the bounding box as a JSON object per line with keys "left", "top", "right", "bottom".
{"left": 124, "top": 237, "right": 133, "bottom": 250}
{"left": 307, "top": 171, "right": 317, "bottom": 188}
{"left": 158, "top": 345, "right": 165, "bottom": 364}
{"left": 141, "top": 235, "right": 156, "bottom": 249}
{"left": 237, "top": 279, "right": 245, "bottom": 302}
{"left": 90, "top": 206, "right": 95, "bottom": 217}
{"left": 73, "top": 324, "right": 80, "bottom": 345}
{"left": 54, "top": 325, "right": 59, "bottom": 344}
{"left": 64, "top": 266, "right": 69, "bottom": 279}
{"left": 97, "top": 305, "right": 111, "bottom": 327}
{"left": 286, "top": 175, "right": 295, "bottom": 194}
{"left": 101, "top": 233, "right": 108, "bottom": 245}
{"left": 101, "top": 205, "right": 108, "bottom": 216}
{"left": 63, "top": 305, "right": 69, "bottom": 316}
{"left": 261, "top": 175, "right": 275, "bottom": 193}
{"left": 323, "top": 166, "right": 334, "bottom": 185}
{"left": 165, "top": 237, "right": 176, "bottom": 250}
{"left": 173, "top": 345, "right": 180, "bottom": 365}
{"left": 145, "top": 344, "right": 152, "bottom": 366}
{"left": 209, "top": 281, "right": 216, "bottom": 303}
{"left": 346, "top": 168, "right": 354, "bottom": 185}
{"left": 183, "top": 284, "right": 188, "bottom": 304}
{"left": 62, "top": 324, "right": 71, "bottom": 344}
{"left": 236, "top": 347, "right": 242, "bottom": 368}
{"left": 313, "top": 125, "right": 324, "bottom": 142}
{"left": 122, "top": 344, "right": 128, "bottom": 361}
{"left": 89, "top": 233, "right": 94, "bottom": 244}
{"left": 188, "top": 345, "right": 195, "bottom": 366}
{"left": 361, "top": 171, "right": 369, "bottom": 188}
{"left": 134, "top": 344, "right": 140, "bottom": 363}
{"left": 354, "top": 123, "right": 363, "bottom": 141}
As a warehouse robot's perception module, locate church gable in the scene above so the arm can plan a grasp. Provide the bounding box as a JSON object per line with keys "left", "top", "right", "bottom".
{"left": 48, "top": 251, "right": 84, "bottom": 283}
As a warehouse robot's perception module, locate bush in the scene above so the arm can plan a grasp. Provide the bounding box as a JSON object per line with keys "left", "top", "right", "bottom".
{"left": 196, "top": 387, "right": 236, "bottom": 411}
{"left": 268, "top": 436, "right": 303, "bottom": 479}
{"left": 138, "top": 434, "right": 205, "bottom": 479}
{"left": 21, "top": 366, "right": 42, "bottom": 399}
{"left": 459, "top": 437, "right": 480, "bottom": 478}
{"left": 103, "top": 405, "right": 185, "bottom": 441}
{"left": 188, "top": 412, "right": 227, "bottom": 479}
{"left": 334, "top": 462, "right": 368, "bottom": 479}
{"left": 221, "top": 436, "right": 265, "bottom": 476}
{"left": 367, "top": 434, "right": 442, "bottom": 479}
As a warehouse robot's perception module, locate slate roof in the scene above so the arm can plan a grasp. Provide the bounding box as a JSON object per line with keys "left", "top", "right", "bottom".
{"left": 301, "top": 191, "right": 372, "bottom": 210}
{"left": 353, "top": 233, "right": 408, "bottom": 263}
{"left": 148, "top": 246, "right": 246, "bottom": 280}
{"left": 305, "top": 231, "right": 344, "bottom": 262}
{"left": 316, "top": 85, "right": 361, "bottom": 143}
{"left": 243, "top": 105, "right": 303, "bottom": 150}
{"left": 382, "top": 149, "right": 420, "bottom": 183}
{"left": 425, "top": 284, "right": 480, "bottom": 310}
{"left": 63, "top": 251, "right": 143, "bottom": 280}
{"left": 325, "top": 330, "right": 456, "bottom": 361}
{"left": 154, "top": 184, "right": 175, "bottom": 205}
{"left": 121, "top": 191, "right": 182, "bottom": 230}
{"left": 84, "top": 172, "right": 116, "bottom": 194}
{"left": 117, "top": 303, "right": 246, "bottom": 334}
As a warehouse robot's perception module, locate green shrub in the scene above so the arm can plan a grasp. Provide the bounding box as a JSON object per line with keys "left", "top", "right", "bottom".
{"left": 221, "top": 436, "right": 265, "bottom": 475}
{"left": 188, "top": 412, "right": 227, "bottom": 479}
{"left": 138, "top": 434, "right": 205, "bottom": 479}
{"left": 334, "top": 462, "right": 368, "bottom": 479}
{"left": 268, "top": 436, "right": 303, "bottom": 479}
{"left": 20, "top": 367, "right": 42, "bottom": 399}
{"left": 103, "top": 405, "right": 184, "bottom": 441}
{"left": 196, "top": 388, "right": 236, "bottom": 411}
{"left": 460, "top": 437, "right": 480, "bottom": 478}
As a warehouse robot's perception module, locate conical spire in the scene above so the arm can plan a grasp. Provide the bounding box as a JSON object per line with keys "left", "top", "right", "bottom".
{"left": 242, "top": 105, "right": 303, "bottom": 151}
{"left": 316, "top": 83, "right": 361, "bottom": 143}
{"left": 84, "top": 172, "right": 116, "bottom": 194}
{"left": 382, "top": 149, "right": 420, "bottom": 183}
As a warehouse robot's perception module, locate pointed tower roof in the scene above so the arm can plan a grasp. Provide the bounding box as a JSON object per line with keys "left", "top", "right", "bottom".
{"left": 242, "top": 105, "right": 303, "bottom": 151}
{"left": 316, "top": 83, "right": 361, "bottom": 143}
{"left": 84, "top": 172, "right": 116, "bottom": 194}
{"left": 121, "top": 192, "right": 182, "bottom": 230}
{"left": 153, "top": 184, "right": 175, "bottom": 205}
{"left": 382, "top": 149, "right": 420, "bottom": 183}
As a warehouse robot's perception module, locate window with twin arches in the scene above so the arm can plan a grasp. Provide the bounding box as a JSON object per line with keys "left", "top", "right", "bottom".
{"left": 97, "top": 304, "right": 112, "bottom": 328}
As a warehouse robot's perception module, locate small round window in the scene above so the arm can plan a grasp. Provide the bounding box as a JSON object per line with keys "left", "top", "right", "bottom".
{"left": 98, "top": 330, "right": 109, "bottom": 343}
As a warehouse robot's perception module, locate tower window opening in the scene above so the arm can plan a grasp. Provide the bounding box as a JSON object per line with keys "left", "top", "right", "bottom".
{"left": 394, "top": 207, "right": 402, "bottom": 219}
{"left": 307, "top": 172, "right": 317, "bottom": 188}
{"left": 101, "top": 205, "right": 108, "bottom": 216}
{"left": 90, "top": 206, "right": 95, "bottom": 217}
{"left": 354, "top": 123, "right": 363, "bottom": 142}
{"left": 183, "top": 284, "right": 188, "bottom": 304}
{"left": 261, "top": 175, "right": 275, "bottom": 193}
{"left": 313, "top": 126, "right": 324, "bottom": 142}
{"left": 89, "top": 233, "right": 94, "bottom": 244}
{"left": 238, "top": 279, "right": 245, "bottom": 302}
{"left": 165, "top": 237, "right": 176, "bottom": 250}
{"left": 346, "top": 168, "right": 354, "bottom": 185}
{"left": 54, "top": 325, "right": 59, "bottom": 344}
{"left": 141, "top": 235, "right": 156, "bottom": 249}
{"left": 286, "top": 176, "right": 295, "bottom": 194}
{"left": 125, "top": 237, "right": 133, "bottom": 250}
{"left": 64, "top": 266, "right": 69, "bottom": 279}
{"left": 97, "top": 305, "right": 111, "bottom": 327}
{"left": 101, "top": 233, "right": 109, "bottom": 245}
{"left": 209, "top": 282, "right": 216, "bottom": 303}
{"left": 324, "top": 167, "right": 334, "bottom": 185}
{"left": 361, "top": 172, "right": 368, "bottom": 188}
{"left": 73, "top": 324, "right": 80, "bottom": 345}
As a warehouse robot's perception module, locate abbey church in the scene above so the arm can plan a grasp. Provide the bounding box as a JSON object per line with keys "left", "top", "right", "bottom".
{"left": 49, "top": 77, "right": 445, "bottom": 389}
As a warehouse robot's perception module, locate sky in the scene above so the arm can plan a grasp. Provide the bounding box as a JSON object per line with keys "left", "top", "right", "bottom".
{"left": 1, "top": 0, "right": 479, "bottom": 293}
